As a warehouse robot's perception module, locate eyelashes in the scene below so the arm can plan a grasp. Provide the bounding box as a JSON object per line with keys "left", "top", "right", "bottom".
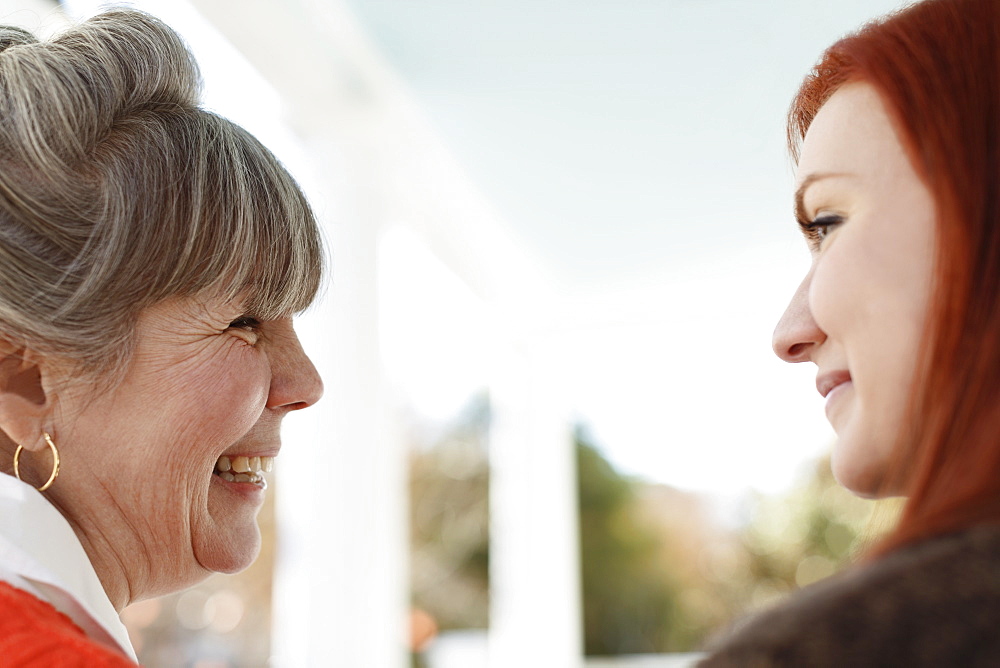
{"left": 228, "top": 316, "right": 262, "bottom": 331}
{"left": 797, "top": 213, "right": 844, "bottom": 249}
{"left": 228, "top": 316, "right": 263, "bottom": 345}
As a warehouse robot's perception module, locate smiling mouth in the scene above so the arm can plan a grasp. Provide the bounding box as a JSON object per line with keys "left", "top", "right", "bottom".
{"left": 213, "top": 455, "right": 273, "bottom": 487}
{"left": 816, "top": 371, "right": 852, "bottom": 399}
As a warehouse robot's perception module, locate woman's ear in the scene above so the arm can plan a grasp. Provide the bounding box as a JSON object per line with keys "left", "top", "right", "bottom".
{"left": 0, "top": 349, "right": 51, "bottom": 451}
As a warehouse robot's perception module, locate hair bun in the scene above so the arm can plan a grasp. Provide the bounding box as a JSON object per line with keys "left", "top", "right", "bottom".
{"left": 0, "top": 9, "right": 202, "bottom": 169}
{"left": 54, "top": 9, "right": 202, "bottom": 113}
{"left": 0, "top": 26, "right": 38, "bottom": 53}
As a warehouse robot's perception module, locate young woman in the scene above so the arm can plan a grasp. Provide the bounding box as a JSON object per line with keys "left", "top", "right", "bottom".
{"left": 701, "top": 0, "right": 1000, "bottom": 664}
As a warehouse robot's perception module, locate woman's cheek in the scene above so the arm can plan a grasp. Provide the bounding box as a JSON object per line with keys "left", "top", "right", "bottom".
{"left": 156, "top": 335, "right": 271, "bottom": 440}
{"left": 807, "top": 243, "right": 856, "bottom": 340}
{"left": 212, "top": 342, "right": 271, "bottom": 416}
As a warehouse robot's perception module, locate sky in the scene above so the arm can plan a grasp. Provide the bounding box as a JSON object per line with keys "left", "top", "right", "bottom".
{"left": 346, "top": 0, "right": 910, "bottom": 287}
{"left": 353, "top": 0, "right": 912, "bottom": 495}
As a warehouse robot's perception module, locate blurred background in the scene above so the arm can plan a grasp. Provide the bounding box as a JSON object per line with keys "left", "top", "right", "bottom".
{"left": 2, "top": 0, "right": 909, "bottom": 666}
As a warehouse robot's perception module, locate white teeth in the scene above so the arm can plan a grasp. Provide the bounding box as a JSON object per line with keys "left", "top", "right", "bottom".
{"left": 231, "top": 456, "right": 250, "bottom": 473}
{"left": 249, "top": 456, "right": 260, "bottom": 472}
{"left": 263, "top": 457, "right": 273, "bottom": 473}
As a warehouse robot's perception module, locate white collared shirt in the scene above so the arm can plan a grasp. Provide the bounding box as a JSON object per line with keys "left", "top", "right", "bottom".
{"left": 0, "top": 473, "right": 138, "bottom": 662}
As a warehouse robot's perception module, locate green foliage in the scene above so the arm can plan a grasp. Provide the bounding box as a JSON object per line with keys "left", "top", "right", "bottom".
{"left": 737, "top": 458, "right": 882, "bottom": 607}
{"left": 407, "top": 406, "right": 893, "bottom": 658}
{"left": 577, "top": 428, "right": 683, "bottom": 655}
{"left": 576, "top": 434, "right": 885, "bottom": 655}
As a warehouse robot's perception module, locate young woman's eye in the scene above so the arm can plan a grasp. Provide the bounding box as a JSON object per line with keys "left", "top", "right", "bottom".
{"left": 798, "top": 214, "right": 844, "bottom": 248}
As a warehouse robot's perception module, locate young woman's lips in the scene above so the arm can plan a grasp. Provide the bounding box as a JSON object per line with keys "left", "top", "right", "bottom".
{"left": 816, "top": 371, "right": 852, "bottom": 417}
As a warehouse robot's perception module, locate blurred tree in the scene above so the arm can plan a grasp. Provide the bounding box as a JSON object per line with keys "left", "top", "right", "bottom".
{"left": 577, "top": 427, "right": 684, "bottom": 655}
{"left": 736, "top": 457, "right": 901, "bottom": 613}
{"left": 408, "top": 394, "right": 490, "bottom": 632}
{"left": 406, "top": 404, "right": 901, "bottom": 659}
{"left": 577, "top": 438, "right": 897, "bottom": 655}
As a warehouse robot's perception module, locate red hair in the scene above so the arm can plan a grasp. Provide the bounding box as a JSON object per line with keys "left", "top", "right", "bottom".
{"left": 788, "top": 0, "right": 1000, "bottom": 555}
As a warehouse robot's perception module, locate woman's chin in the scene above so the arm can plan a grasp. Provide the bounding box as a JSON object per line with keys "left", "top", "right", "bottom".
{"left": 194, "top": 524, "right": 262, "bottom": 575}
{"left": 197, "top": 477, "right": 265, "bottom": 573}
{"left": 830, "top": 435, "right": 890, "bottom": 499}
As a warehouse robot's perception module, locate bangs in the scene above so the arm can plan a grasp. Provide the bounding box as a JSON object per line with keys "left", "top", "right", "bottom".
{"left": 198, "top": 116, "right": 324, "bottom": 319}
{"left": 33, "top": 106, "right": 325, "bottom": 375}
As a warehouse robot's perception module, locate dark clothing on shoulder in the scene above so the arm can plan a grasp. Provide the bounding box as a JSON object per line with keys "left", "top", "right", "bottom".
{"left": 699, "top": 524, "right": 1000, "bottom": 667}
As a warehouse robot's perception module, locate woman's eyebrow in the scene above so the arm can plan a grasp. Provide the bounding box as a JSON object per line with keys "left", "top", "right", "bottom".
{"left": 794, "top": 172, "right": 851, "bottom": 222}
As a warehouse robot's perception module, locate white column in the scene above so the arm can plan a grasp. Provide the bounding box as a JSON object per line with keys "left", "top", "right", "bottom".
{"left": 274, "top": 212, "right": 408, "bottom": 668}
{"left": 489, "top": 342, "right": 583, "bottom": 668}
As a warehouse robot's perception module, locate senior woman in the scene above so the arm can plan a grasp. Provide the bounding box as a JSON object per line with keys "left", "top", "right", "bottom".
{"left": 700, "top": 0, "right": 1000, "bottom": 665}
{"left": 0, "top": 10, "right": 322, "bottom": 664}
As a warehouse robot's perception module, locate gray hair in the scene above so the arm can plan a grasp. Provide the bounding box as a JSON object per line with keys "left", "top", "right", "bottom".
{"left": 0, "top": 9, "right": 322, "bottom": 377}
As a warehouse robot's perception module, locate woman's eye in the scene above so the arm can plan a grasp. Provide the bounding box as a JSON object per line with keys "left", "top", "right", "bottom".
{"left": 228, "top": 316, "right": 261, "bottom": 331}
{"left": 227, "top": 316, "right": 262, "bottom": 345}
{"left": 799, "top": 214, "right": 844, "bottom": 248}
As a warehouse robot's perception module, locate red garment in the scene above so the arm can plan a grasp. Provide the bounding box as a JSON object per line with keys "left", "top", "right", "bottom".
{"left": 0, "top": 581, "right": 137, "bottom": 667}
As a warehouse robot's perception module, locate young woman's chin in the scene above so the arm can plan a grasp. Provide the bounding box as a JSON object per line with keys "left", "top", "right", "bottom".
{"left": 830, "top": 429, "right": 894, "bottom": 499}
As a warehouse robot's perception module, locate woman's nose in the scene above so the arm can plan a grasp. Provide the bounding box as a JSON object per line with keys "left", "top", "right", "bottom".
{"left": 267, "top": 323, "right": 324, "bottom": 411}
{"left": 772, "top": 270, "right": 825, "bottom": 363}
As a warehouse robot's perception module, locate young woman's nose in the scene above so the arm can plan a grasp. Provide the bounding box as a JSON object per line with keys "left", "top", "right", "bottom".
{"left": 773, "top": 270, "right": 825, "bottom": 363}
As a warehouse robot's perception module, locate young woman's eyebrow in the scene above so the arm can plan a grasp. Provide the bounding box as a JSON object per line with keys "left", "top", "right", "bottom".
{"left": 794, "top": 172, "right": 852, "bottom": 222}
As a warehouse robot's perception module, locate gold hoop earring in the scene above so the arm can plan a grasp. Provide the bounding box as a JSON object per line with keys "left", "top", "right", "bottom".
{"left": 13, "top": 432, "right": 60, "bottom": 492}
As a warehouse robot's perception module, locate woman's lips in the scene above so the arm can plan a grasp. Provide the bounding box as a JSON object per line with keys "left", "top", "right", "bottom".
{"left": 824, "top": 379, "right": 852, "bottom": 405}
{"left": 210, "top": 472, "right": 268, "bottom": 498}
{"left": 816, "top": 371, "right": 852, "bottom": 421}
{"left": 816, "top": 371, "right": 852, "bottom": 398}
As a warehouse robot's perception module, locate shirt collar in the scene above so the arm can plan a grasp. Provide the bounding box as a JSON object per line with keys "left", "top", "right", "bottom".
{"left": 0, "top": 473, "right": 137, "bottom": 661}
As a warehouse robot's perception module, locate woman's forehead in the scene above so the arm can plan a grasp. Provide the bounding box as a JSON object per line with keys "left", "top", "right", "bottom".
{"left": 795, "top": 83, "right": 913, "bottom": 194}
